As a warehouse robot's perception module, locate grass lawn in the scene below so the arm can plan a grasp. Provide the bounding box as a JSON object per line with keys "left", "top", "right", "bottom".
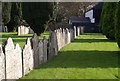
{"left": 0, "top": 32, "right": 49, "bottom": 48}
{"left": 20, "top": 33, "right": 119, "bottom": 79}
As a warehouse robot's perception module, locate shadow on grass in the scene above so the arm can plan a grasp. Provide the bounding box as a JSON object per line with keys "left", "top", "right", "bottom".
{"left": 2, "top": 34, "right": 32, "bottom": 39}
{"left": 37, "top": 50, "right": 119, "bottom": 69}
{"left": 73, "top": 39, "right": 116, "bottom": 43}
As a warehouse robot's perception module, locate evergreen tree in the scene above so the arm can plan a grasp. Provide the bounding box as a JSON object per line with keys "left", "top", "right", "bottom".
{"left": 115, "top": 2, "right": 120, "bottom": 47}
{"left": 2, "top": 2, "right": 12, "bottom": 25}
{"left": 100, "top": 2, "right": 116, "bottom": 40}
{"left": 7, "top": 2, "right": 22, "bottom": 32}
{"left": 22, "top": 2, "right": 56, "bottom": 35}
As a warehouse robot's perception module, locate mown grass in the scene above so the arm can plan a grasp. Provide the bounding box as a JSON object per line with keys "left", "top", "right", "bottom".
{"left": 0, "top": 32, "right": 49, "bottom": 48}
{"left": 19, "top": 33, "right": 119, "bottom": 79}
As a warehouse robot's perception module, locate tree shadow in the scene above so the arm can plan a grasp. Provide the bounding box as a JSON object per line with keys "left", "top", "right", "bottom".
{"left": 2, "top": 34, "right": 32, "bottom": 39}
{"left": 37, "top": 50, "right": 119, "bottom": 69}
{"left": 73, "top": 39, "right": 116, "bottom": 43}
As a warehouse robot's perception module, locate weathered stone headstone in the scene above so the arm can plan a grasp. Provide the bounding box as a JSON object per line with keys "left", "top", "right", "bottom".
{"left": 66, "top": 28, "right": 71, "bottom": 44}
{"left": 43, "top": 36, "right": 48, "bottom": 62}
{"left": 14, "top": 44, "right": 22, "bottom": 79}
{"left": 5, "top": 37, "right": 15, "bottom": 79}
{"left": 28, "top": 27, "right": 34, "bottom": 34}
{"left": 18, "top": 26, "right": 21, "bottom": 35}
{"left": 80, "top": 26, "right": 84, "bottom": 34}
{"left": 54, "top": 31, "right": 58, "bottom": 55}
{"left": 77, "top": 27, "right": 80, "bottom": 36}
{"left": 21, "top": 26, "right": 25, "bottom": 35}
{"left": 4, "top": 26, "right": 8, "bottom": 32}
{"left": 23, "top": 38, "right": 34, "bottom": 75}
{"left": 5, "top": 38, "right": 22, "bottom": 79}
{"left": 58, "top": 28, "right": 62, "bottom": 50}
{"left": 48, "top": 31, "right": 55, "bottom": 59}
{"left": 24, "top": 27, "right": 29, "bottom": 34}
{"left": 65, "top": 29, "right": 68, "bottom": 45}
{"left": 74, "top": 26, "right": 76, "bottom": 38}
{"left": 38, "top": 41, "right": 44, "bottom": 64}
{"left": 0, "top": 46, "right": 5, "bottom": 81}
{"left": 51, "top": 31, "right": 58, "bottom": 56}
{"left": 32, "top": 33, "right": 39, "bottom": 68}
{"left": 70, "top": 28, "right": 74, "bottom": 41}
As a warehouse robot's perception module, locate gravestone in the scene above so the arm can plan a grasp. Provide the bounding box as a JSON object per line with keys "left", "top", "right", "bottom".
{"left": 63, "top": 28, "right": 66, "bottom": 47}
{"left": 18, "top": 26, "right": 21, "bottom": 35}
{"left": 71, "top": 28, "right": 74, "bottom": 41}
{"left": 38, "top": 41, "right": 44, "bottom": 64}
{"left": 57, "top": 28, "right": 62, "bottom": 50}
{"left": 74, "top": 26, "right": 76, "bottom": 38}
{"left": 48, "top": 31, "right": 58, "bottom": 59}
{"left": 32, "top": 33, "right": 39, "bottom": 68}
{"left": 77, "top": 27, "right": 80, "bottom": 36}
{"left": 23, "top": 38, "right": 34, "bottom": 75}
{"left": 24, "top": 27, "right": 29, "bottom": 34}
{"left": 48, "top": 31, "right": 55, "bottom": 59}
{"left": 21, "top": 26, "right": 25, "bottom": 35}
{"left": 66, "top": 28, "right": 71, "bottom": 44}
{"left": 80, "top": 26, "right": 84, "bottom": 34}
{"left": 5, "top": 38, "right": 22, "bottom": 79}
{"left": 65, "top": 29, "right": 67, "bottom": 45}
{"left": 43, "top": 36, "right": 48, "bottom": 62}
{"left": 28, "top": 27, "right": 34, "bottom": 34}
{"left": 54, "top": 31, "right": 58, "bottom": 55}
{"left": 0, "top": 46, "right": 5, "bottom": 81}
{"left": 14, "top": 44, "right": 22, "bottom": 79}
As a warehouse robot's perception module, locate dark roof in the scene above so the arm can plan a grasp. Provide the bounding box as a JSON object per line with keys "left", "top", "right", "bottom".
{"left": 69, "top": 16, "right": 92, "bottom": 26}
{"left": 70, "top": 16, "right": 91, "bottom": 23}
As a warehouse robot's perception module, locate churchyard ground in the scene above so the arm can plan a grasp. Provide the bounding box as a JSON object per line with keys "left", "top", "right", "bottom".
{"left": 19, "top": 33, "right": 119, "bottom": 79}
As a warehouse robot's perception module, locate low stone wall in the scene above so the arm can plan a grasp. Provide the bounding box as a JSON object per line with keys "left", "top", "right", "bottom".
{"left": 0, "top": 27, "right": 77, "bottom": 80}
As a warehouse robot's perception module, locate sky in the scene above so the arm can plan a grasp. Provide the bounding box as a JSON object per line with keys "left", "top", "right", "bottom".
{"left": 85, "top": 10, "right": 95, "bottom": 23}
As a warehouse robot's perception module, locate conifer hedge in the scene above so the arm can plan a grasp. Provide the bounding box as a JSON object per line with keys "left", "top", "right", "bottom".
{"left": 100, "top": 2, "right": 116, "bottom": 40}
{"left": 115, "top": 1, "right": 120, "bottom": 47}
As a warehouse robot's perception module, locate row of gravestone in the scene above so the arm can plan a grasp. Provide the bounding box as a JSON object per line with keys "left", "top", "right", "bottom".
{"left": 18, "top": 25, "right": 34, "bottom": 35}
{"left": 0, "top": 27, "right": 80, "bottom": 81}
{"left": 0, "top": 34, "right": 48, "bottom": 81}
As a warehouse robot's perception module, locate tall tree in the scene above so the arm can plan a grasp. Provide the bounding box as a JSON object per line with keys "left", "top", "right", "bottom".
{"left": 2, "top": 2, "right": 12, "bottom": 25}
{"left": 22, "top": 2, "right": 56, "bottom": 35}
{"left": 7, "top": 2, "right": 22, "bottom": 32}
{"left": 100, "top": 2, "right": 116, "bottom": 40}
{"left": 57, "top": 2, "right": 96, "bottom": 23}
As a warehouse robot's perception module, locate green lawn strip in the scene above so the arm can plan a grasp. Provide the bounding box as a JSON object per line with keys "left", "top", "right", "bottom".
{"left": 0, "top": 32, "right": 49, "bottom": 48}
{"left": 19, "top": 33, "right": 119, "bottom": 79}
